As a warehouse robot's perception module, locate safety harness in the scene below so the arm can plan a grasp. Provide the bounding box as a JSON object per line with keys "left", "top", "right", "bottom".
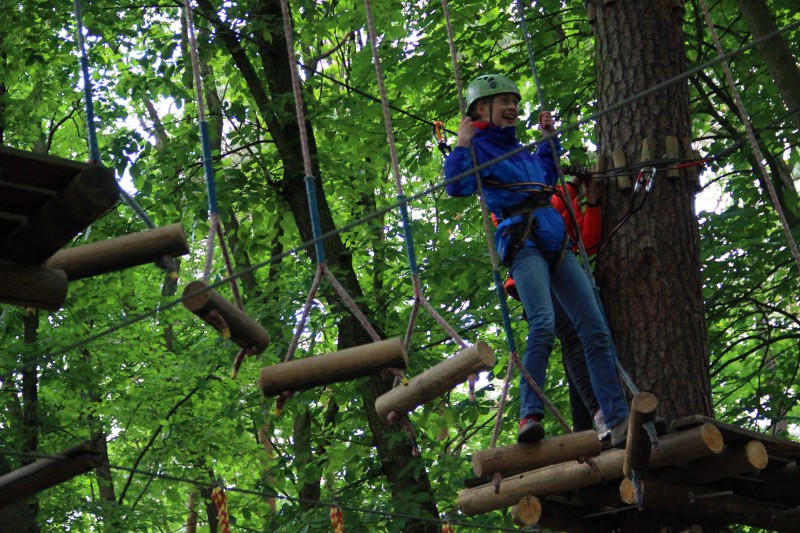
{"left": 489, "top": 182, "right": 570, "bottom": 270}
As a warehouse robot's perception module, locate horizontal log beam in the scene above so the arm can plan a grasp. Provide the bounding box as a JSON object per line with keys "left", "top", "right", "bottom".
{"left": 45, "top": 223, "right": 189, "bottom": 280}
{"left": 619, "top": 477, "right": 799, "bottom": 531}
{"left": 183, "top": 280, "right": 270, "bottom": 353}
{"left": 472, "top": 430, "right": 602, "bottom": 478}
{"left": 657, "top": 440, "right": 768, "bottom": 485}
{"left": 0, "top": 436, "right": 104, "bottom": 508}
{"left": 259, "top": 337, "right": 408, "bottom": 397}
{"left": 458, "top": 423, "right": 723, "bottom": 516}
{"left": 0, "top": 166, "right": 119, "bottom": 264}
{"left": 375, "top": 342, "right": 495, "bottom": 419}
{"left": 0, "top": 260, "right": 68, "bottom": 310}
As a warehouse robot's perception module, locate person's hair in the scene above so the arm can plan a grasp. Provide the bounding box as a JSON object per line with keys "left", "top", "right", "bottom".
{"left": 468, "top": 97, "right": 489, "bottom": 121}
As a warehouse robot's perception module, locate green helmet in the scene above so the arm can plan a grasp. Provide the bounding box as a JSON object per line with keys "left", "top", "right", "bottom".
{"left": 465, "top": 74, "right": 520, "bottom": 115}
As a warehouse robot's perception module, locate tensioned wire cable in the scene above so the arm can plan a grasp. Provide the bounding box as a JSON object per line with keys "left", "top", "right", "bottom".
{"left": 0, "top": 449, "right": 524, "bottom": 532}
{"left": 697, "top": 0, "right": 800, "bottom": 275}
{"left": 3, "top": 16, "right": 798, "bottom": 380}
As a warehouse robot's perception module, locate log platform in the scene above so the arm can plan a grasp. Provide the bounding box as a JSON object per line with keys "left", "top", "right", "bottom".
{"left": 0, "top": 435, "right": 104, "bottom": 508}
{"left": 0, "top": 146, "right": 189, "bottom": 309}
{"left": 459, "top": 416, "right": 800, "bottom": 532}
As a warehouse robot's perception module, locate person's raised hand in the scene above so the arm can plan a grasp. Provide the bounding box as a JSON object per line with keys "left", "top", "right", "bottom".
{"left": 538, "top": 110, "right": 554, "bottom": 132}
{"left": 456, "top": 116, "right": 476, "bottom": 147}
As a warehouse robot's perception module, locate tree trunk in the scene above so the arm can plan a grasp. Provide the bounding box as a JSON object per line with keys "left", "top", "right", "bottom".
{"left": 593, "top": 1, "right": 713, "bottom": 529}
{"left": 195, "top": 0, "right": 440, "bottom": 529}
{"left": 738, "top": 0, "right": 800, "bottom": 131}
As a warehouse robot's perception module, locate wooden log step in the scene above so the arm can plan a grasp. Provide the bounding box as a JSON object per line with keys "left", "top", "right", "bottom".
{"left": 374, "top": 342, "right": 495, "bottom": 420}
{"left": 730, "top": 461, "right": 800, "bottom": 505}
{"left": 511, "top": 495, "right": 541, "bottom": 527}
{"left": 619, "top": 476, "right": 799, "bottom": 532}
{"left": 623, "top": 392, "right": 659, "bottom": 478}
{"left": 0, "top": 166, "right": 119, "bottom": 264}
{"left": 0, "top": 260, "right": 68, "bottom": 310}
{"left": 471, "top": 430, "right": 602, "bottom": 478}
{"left": 45, "top": 223, "right": 189, "bottom": 280}
{"left": 0, "top": 435, "right": 104, "bottom": 508}
{"left": 183, "top": 280, "right": 270, "bottom": 353}
{"left": 457, "top": 423, "right": 723, "bottom": 516}
{"left": 259, "top": 337, "right": 408, "bottom": 397}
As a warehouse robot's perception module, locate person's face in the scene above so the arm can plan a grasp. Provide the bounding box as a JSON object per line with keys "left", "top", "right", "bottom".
{"left": 477, "top": 93, "right": 520, "bottom": 127}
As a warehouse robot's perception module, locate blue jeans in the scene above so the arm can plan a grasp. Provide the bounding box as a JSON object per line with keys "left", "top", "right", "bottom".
{"left": 509, "top": 246, "right": 629, "bottom": 428}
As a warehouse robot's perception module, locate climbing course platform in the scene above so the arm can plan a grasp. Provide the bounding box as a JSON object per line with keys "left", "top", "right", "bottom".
{"left": 459, "top": 416, "right": 800, "bottom": 532}
{"left": 0, "top": 435, "right": 105, "bottom": 508}
{"left": 0, "top": 146, "right": 189, "bottom": 310}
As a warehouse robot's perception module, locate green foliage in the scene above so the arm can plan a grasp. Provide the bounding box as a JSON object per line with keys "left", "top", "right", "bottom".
{"left": 0, "top": 0, "right": 798, "bottom": 531}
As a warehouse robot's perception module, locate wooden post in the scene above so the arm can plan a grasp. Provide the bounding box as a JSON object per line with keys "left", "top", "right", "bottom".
{"left": 259, "top": 337, "right": 408, "bottom": 397}
{"left": 682, "top": 137, "right": 699, "bottom": 183}
{"left": 182, "top": 280, "right": 270, "bottom": 353}
{"left": 611, "top": 147, "right": 631, "bottom": 189}
{"left": 665, "top": 136, "right": 680, "bottom": 177}
{"left": 640, "top": 137, "right": 657, "bottom": 163}
{"left": 0, "top": 436, "right": 104, "bottom": 508}
{"left": 658, "top": 440, "right": 768, "bottom": 485}
{"left": 457, "top": 423, "right": 723, "bottom": 516}
{"left": 471, "top": 430, "right": 602, "bottom": 478}
{"left": 619, "top": 477, "right": 799, "bottom": 531}
{"left": 623, "top": 392, "right": 658, "bottom": 478}
{"left": 511, "top": 495, "right": 541, "bottom": 527}
{"left": 0, "top": 166, "right": 119, "bottom": 264}
{"left": 0, "top": 260, "right": 68, "bottom": 310}
{"left": 532, "top": 498, "right": 617, "bottom": 533}
{"left": 44, "top": 223, "right": 189, "bottom": 280}
{"left": 374, "top": 342, "right": 495, "bottom": 420}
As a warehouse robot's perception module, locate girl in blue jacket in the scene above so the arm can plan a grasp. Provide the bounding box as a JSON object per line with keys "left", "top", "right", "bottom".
{"left": 444, "top": 74, "right": 629, "bottom": 446}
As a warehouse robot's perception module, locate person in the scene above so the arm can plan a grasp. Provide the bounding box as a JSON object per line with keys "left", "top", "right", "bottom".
{"left": 503, "top": 173, "right": 607, "bottom": 436}
{"left": 443, "top": 73, "right": 629, "bottom": 446}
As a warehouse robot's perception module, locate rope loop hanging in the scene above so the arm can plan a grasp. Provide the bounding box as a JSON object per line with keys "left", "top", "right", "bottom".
{"left": 361, "top": 0, "right": 466, "bottom": 354}
{"left": 72, "top": 0, "right": 179, "bottom": 278}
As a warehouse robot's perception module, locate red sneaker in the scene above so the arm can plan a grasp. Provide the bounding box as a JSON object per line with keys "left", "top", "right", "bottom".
{"left": 517, "top": 416, "right": 545, "bottom": 444}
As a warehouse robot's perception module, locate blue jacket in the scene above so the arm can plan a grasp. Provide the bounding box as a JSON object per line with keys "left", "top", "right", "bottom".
{"left": 444, "top": 123, "right": 565, "bottom": 263}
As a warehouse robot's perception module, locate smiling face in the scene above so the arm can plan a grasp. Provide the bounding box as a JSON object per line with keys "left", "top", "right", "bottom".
{"left": 476, "top": 93, "right": 520, "bottom": 127}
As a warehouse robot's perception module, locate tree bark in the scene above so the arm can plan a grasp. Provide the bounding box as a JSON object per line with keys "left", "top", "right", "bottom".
{"left": 593, "top": 1, "right": 713, "bottom": 529}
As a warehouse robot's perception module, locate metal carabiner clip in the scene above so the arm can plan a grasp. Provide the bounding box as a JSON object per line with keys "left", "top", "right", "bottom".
{"left": 634, "top": 166, "right": 656, "bottom": 193}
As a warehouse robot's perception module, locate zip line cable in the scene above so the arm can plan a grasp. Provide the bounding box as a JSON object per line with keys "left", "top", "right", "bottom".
{"left": 3, "top": 14, "right": 798, "bottom": 382}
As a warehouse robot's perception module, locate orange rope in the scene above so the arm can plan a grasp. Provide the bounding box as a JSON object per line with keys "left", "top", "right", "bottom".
{"left": 329, "top": 504, "right": 345, "bottom": 533}
{"left": 211, "top": 486, "right": 231, "bottom": 533}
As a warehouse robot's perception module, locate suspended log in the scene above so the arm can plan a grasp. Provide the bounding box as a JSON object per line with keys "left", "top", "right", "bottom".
{"left": 183, "top": 280, "right": 270, "bottom": 353}
{"left": 511, "top": 495, "right": 541, "bottom": 527}
{"left": 471, "top": 430, "right": 602, "bottom": 478}
{"left": 457, "top": 423, "right": 723, "bottom": 516}
{"left": 0, "top": 166, "right": 119, "bottom": 264}
{"left": 374, "top": 342, "right": 495, "bottom": 420}
{"left": 623, "top": 392, "right": 659, "bottom": 478}
{"left": 259, "top": 337, "right": 408, "bottom": 397}
{"left": 0, "top": 435, "right": 104, "bottom": 508}
{"left": 657, "top": 440, "right": 768, "bottom": 485}
{"left": 44, "top": 223, "right": 189, "bottom": 280}
{"left": 0, "top": 260, "right": 68, "bottom": 310}
{"left": 619, "top": 477, "right": 799, "bottom": 532}
{"left": 516, "top": 497, "right": 616, "bottom": 533}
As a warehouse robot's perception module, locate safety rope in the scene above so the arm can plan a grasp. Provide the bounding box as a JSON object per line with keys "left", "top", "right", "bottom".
{"left": 698, "top": 0, "right": 800, "bottom": 275}
{"left": 211, "top": 484, "right": 232, "bottom": 533}
{"left": 183, "top": 0, "right": 244, "bottom": 310}
{"left": 274, "top": 0, "right": 402, "bottom": 415}
{"left": 513, "top": 0, "right": 644, "bottom": 398}
{"left": 362, "top": 0, "right": 466, "bottom": 354}
{"left": 73, "top": 0, "right": 178, "bottom": 278}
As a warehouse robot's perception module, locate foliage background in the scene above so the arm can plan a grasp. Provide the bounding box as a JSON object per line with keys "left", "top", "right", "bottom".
{"left": 0, "top": 0, "right": 798, "bottom": 531}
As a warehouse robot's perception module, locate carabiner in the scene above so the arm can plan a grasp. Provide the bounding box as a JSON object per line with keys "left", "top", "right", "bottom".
{"left": 634, "top": 166, "right": 656, "bottom": 193}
